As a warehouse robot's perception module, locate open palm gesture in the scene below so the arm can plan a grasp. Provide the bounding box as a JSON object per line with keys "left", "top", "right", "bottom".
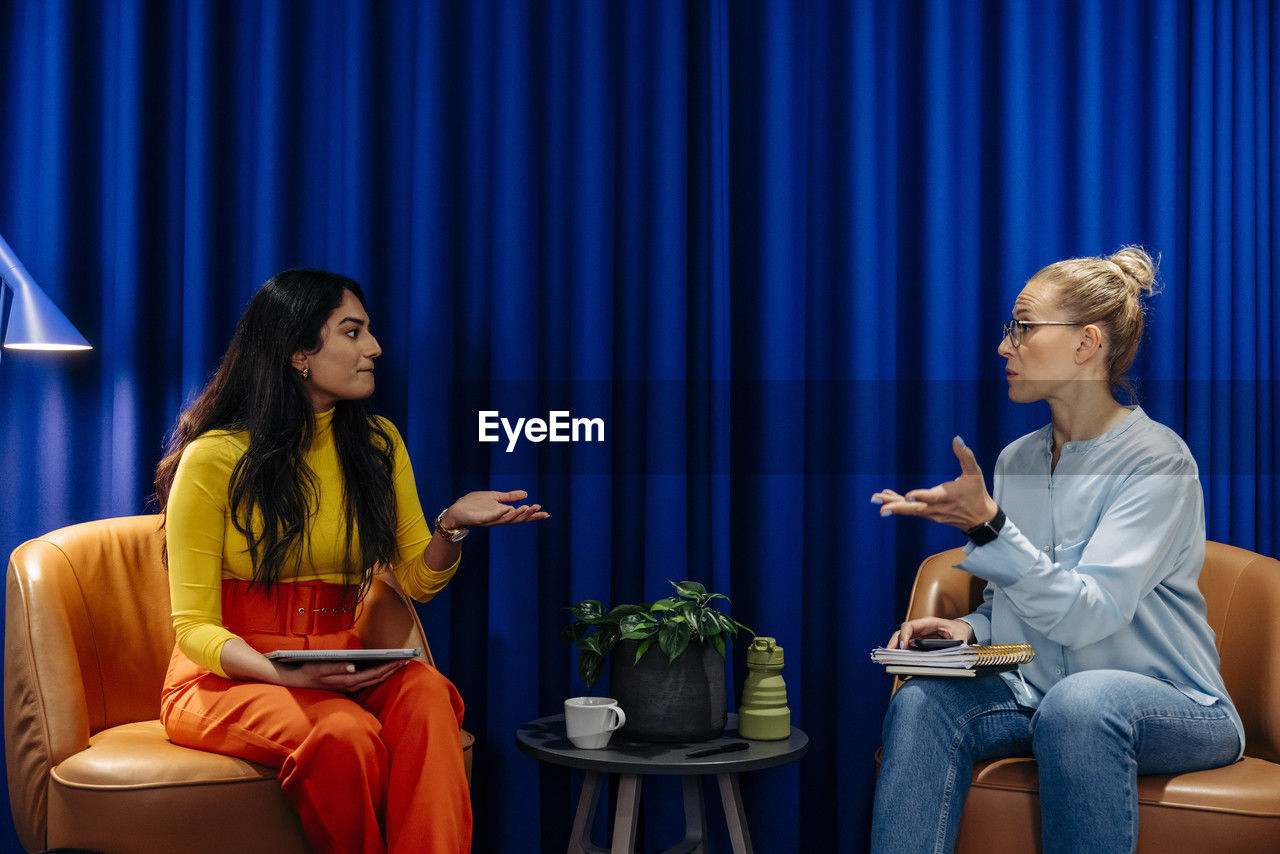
{"left": 872, "top": 437, "right": 998, "bottom": 531}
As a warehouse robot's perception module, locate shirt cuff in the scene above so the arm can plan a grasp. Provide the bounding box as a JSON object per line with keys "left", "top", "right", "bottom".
{"left": 957, "top": 614, "right": 990, "bottom": 645}
{"left": 397, "top": 552, "right": 461, "bottom": 602}
{"left": 957, "top": 517, "right": 1043, "bottom": 587}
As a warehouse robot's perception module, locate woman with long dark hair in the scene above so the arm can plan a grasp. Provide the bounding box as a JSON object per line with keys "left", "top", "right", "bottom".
{"left": 155, "top": 270, "right": 546, "bottom": 853}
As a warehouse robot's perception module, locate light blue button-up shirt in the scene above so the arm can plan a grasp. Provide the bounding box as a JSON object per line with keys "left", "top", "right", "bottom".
{"left": 958, "top": 407, "right": 1244, "bottom": 756}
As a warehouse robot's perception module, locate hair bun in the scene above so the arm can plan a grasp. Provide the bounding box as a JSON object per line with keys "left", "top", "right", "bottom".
{"left": 1108, "top": 246, "right": 1159, "bottom": 297}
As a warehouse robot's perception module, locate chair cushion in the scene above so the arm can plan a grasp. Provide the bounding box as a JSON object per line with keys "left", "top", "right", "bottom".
{"left": 954, "top": 756, "right": 1280, "bottom": 854}
{"left": 971, "top": 755, "right": 1280, "bottom": 817}
{"left": 54, "top": 719, "right": 475, "bottom": 790}
{"left": 48, "top": 720, "right": 476, "bottom": 854}
{"left": 48, "top": 721, "right": 310, "bottom": 854}
{"left": 51, "top": 720, "right": 277, "bottom": 789}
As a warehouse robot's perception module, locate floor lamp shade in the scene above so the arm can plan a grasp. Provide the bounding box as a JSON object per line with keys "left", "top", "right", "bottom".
{"left": 0, "top": 233, "right": 92, "bottom": 354}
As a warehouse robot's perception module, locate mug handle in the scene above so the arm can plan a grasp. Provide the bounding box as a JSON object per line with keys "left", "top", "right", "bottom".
{"left": 608, "top": 706, "right": 627, "bottom": 731}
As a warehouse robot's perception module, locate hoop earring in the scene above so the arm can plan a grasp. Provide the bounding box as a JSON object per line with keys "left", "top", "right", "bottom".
{"left": 300, "top": 367, "right": 310, "bottom": 380}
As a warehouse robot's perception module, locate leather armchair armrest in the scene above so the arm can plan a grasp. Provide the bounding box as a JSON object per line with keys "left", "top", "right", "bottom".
{"left": 355, "top": 570, "right": 433, "bottom": 667}
{"left": 6, "top": 548, "right": 92, "bottom": 852}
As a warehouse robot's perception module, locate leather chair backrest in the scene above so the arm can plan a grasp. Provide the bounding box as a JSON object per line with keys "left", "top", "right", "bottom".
{"left": 1200, "top": 541, "right": 1280, "bottom": 764}
{"left": 903, "top": 541, "right": 1280, "bottom": 764}
{"left": 5, "top": 514, "right": 433, "bottom": 853}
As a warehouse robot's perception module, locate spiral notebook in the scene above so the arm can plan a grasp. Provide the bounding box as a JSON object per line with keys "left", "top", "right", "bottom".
{"left": 870, "top": 643, "right": 1034, "bottom": 678}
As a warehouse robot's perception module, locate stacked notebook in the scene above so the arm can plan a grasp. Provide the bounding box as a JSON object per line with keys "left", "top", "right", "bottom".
{"left": 870, "top": 642, "right": 1035, "bottom": 677}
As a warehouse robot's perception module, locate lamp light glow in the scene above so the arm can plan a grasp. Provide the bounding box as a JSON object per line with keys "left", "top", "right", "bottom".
{"left": 0, "top": 232, "right": 92, "bottom": 359}
{"left": 4, "top": 343, "right": 92, "bottom": 351}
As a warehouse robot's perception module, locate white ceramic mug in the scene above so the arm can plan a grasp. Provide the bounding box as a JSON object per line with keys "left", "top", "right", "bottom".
{"left": 564, "top": 697, "right": 627, "bottom": 749}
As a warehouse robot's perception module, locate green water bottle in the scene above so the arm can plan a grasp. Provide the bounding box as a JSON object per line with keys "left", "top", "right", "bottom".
{"left": 738, "top": 636, "right": 790, "bottom": 741}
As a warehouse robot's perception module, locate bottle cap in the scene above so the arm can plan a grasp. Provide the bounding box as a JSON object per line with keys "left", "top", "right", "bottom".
{"left": 746, "top": 636, "right": 784, "bottom": 667}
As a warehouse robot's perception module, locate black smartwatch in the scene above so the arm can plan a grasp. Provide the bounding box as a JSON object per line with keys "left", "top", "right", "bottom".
{"left": 965, "top": 506, "right": 1006, "bottom": 547}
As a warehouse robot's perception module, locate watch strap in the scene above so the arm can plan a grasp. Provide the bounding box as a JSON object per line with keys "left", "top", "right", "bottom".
{"left": 965, "top": 506, "right": 1006, "bottom": 547}
{"left": 434, "top": 510, "right": 469, "bottom": 543}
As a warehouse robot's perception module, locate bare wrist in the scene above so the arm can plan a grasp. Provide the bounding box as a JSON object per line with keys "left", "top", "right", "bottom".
{"left": 266, "top": 662, "right": 291, "bottom": 687}
{"left": 968, "top": 498, "right": 999, "bottom": 530}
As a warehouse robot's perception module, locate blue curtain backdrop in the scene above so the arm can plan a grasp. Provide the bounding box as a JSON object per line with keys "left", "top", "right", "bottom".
{"left": 0, "top": 1, "right": 1275, "bottom": 851}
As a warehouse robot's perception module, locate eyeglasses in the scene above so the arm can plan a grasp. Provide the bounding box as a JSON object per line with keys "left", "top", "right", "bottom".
{"left": 1002, "top": 319, "right": 1083, "bottom": 348}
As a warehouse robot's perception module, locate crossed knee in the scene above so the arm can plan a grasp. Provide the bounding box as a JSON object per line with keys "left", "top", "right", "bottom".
{"left": 1033, "top": 671, "right": 1132, "bottom": 750}
{"left": 300, "top": 705, "right": 387, "bottom": 767}
{"left": 882, "top": 679, "right": 935, "bottom": 738}
{"left": 881, "top": 679, "right": 976, "bottom": 750}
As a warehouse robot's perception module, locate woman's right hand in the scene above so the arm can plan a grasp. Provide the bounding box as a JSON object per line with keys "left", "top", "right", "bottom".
{"left": 886, "top": 616, "right": 975, "bottom": 650}
{"left": 273, "top": 658, "right": 409, "bottom": 693}
{"left": 219, "top": 637, "right": 409, "bottom": 691}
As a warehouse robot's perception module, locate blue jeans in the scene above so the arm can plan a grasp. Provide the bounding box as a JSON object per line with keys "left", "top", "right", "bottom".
{"left": 870, "top": 670, "right": 1240, "bottom": 854}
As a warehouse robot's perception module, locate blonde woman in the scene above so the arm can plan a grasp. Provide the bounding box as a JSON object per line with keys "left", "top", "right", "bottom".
{"left": 870, "top": 248, "right": 1242, "bottom": 854}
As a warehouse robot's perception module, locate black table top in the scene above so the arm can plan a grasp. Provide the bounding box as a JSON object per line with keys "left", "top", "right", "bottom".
{"left": 515, "top": 713, "right": 809, "bottom": 776}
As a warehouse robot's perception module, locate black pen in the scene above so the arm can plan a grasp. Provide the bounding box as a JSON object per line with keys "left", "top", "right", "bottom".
{"left": 686, "top": 741, "right": 750, "bottom": 758}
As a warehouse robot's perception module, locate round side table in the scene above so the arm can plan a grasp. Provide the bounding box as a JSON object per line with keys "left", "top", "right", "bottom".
{"left": 516, "top": 712, "right": 808, "bottom": 854}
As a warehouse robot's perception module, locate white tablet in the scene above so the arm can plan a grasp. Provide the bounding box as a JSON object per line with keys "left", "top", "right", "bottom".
{"left": 265, "top": 648, "right": 420, "bottom": 666}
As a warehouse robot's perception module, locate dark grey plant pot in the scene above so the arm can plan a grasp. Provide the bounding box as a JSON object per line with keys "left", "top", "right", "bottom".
{"left": 610, "top": 639, "right": 727, "bottom": 742}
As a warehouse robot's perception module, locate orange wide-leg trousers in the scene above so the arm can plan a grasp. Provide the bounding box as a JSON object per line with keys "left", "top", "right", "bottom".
{"left": 161, "top": 584, "right": 471, "bottom": 854}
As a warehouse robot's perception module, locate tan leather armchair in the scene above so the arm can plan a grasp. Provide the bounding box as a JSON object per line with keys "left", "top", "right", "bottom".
{"left": 5, "top": 514, "right": 474, "bottom": 854}
{"left": 895, "top": 541, "right": 1280, "bottom": 852}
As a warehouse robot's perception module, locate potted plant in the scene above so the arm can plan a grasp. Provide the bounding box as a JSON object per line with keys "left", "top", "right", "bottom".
{"left": 562, "top": 581, "right": 752, "bottom": 742}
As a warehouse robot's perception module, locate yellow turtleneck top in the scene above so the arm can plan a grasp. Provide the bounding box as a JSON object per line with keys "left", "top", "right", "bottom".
{"left": 166, "top": 408, "right": 457, "bottom": 677}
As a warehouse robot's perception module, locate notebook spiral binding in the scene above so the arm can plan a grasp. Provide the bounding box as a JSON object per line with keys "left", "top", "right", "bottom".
{"left": 968, "top": 644, "right": 1036, "bottom": 665}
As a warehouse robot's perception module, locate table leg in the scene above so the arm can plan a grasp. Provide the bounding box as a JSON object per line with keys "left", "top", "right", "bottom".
{"left": 568, "top": 770, "right": 609, "bottom": 854}
{"left": 675, "top": 775, "right": 708, "bottom": 853}
{"left": 717, "top": 773, "right": 754, "bottom": 854}
{"left": 610, "top": 773, "right": 643, "bottom": 853}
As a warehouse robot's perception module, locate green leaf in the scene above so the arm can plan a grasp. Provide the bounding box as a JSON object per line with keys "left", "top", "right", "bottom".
{"left": 713, "top": 611, "right": 750, "bottom": 638}
{"left": 568, "top": 600, "right": 606, "bottom": 624}
{"left": 607, "top": 603, "right": 649, "bottom": 619}
{"left": 658, "top": 621, "right": 690, "bottom": 662}
{"left": 578, "top": 650, "right": 603, "bottom": 690}
{"left": 676, "top": 601, "right": 700, "bottom": 630}
{"left": 597, "top": 623, "right": 622, "bottom": 657}
{"left": 576, "top": 634, "right": 603, "bottom": 655}
{"left": 620, "top": 624, "right": 658, "bottom": 641}
{"left": 634, "top": 636, "right": 655, "bottom": 663}
{"left": 705, "top": 592, "right": 729, "bottom": 601}
{"left": 712, "top": 633, "right": 726, "bottom": 658}
{"left": 560, "top": 621, "right": 588, "bottom": 644}
{"left": 672, "top": 580, "right": 707, "bottom": 599}
{"left": 618, "top": 613, "right": 656, "bottom": 635}
{"left": 649, "top": 597, "right": 679, "bottom": 612}
{"left": 679, "top": 606, "right": 704, "bottom": 639}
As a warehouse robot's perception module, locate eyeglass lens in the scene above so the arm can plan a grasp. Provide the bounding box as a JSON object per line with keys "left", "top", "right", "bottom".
{"left": 1004, "top": 320, "right": 1020, "bottom": 347}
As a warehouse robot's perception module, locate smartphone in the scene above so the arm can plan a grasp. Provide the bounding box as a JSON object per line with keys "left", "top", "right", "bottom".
{"left": 909, "top": 637, "right": 964, "bottom": 651}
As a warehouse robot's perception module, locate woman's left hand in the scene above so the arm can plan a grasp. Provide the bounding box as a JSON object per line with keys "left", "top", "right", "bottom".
{"left": 441, "top": 490, "right": 550, "bottom": 529}
{"left": 872, "top": 437, "right": 998, "bottom": 531}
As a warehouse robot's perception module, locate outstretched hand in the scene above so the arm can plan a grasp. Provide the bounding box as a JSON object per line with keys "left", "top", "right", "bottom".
{"left": 871, "top": 437, "right": 998, "bottom": 531}
{"left": 443, "top": 490, "right": 550, "bottom": 529}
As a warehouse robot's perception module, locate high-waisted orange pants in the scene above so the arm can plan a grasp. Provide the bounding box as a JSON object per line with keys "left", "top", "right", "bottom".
{"left": 161, "top": 580, "right": 472, "bottom": 854}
